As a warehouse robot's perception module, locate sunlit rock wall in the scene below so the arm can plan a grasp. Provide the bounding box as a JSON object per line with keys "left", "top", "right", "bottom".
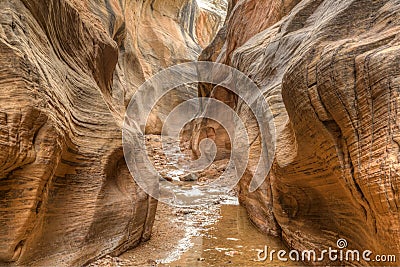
{"left": 191, "top": 0, "right": 400, "bottom": 265}
{"left": 0, "top": 0, "right": 224, "bottom": 265}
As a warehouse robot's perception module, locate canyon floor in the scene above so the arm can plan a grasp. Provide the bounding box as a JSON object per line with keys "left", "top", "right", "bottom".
{"left": 88, "top": 135, "right": 299, "bottom": 267}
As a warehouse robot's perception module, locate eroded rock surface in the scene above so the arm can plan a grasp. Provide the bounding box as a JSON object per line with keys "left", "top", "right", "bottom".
{"left": 191, "top": 0, "right": 400, "bottom": 265}
{"left": 0, "top": 0, "right": 224, "bottom": 266}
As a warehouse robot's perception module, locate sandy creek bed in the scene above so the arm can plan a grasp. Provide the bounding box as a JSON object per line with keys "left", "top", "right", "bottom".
{"left": 88, "top": 135, "right": 299, "bottom": 267}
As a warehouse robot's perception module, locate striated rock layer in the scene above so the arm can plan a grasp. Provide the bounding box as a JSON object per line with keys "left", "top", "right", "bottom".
{"left": 0, "top": 0, "right": 224, "bottom": 266}
{"left": 192, "top": 0, "right": 400, "bottom": 265}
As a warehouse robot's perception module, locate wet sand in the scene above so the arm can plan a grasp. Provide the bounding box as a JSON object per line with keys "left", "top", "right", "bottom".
{"left": 169, "top": 204, "right": 301, "bottom": 267}
{"left": 89, "top": 201, "right": 302, "bottom": 267}
{"left": 88, "top": 200, "right": 226, "bottom": 267}
{"left": 88, "top": 135, "right": 300, "bottom": 267}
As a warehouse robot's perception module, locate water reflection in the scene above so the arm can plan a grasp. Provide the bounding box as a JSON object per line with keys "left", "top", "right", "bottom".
{"left": 164, "top": 205, "right": 301, "bottom": 266}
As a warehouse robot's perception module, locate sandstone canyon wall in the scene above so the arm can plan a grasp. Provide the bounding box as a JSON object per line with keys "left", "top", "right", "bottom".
{"left": 0, "top": 0, "right": 223, "bottom": 266}
{"left": 192, "top": 0, "right": 400, "bottom": 265}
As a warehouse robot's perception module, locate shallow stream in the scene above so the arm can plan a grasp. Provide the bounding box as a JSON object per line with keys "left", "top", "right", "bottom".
{"left": 166, "top": 203, "right": 299, "bottom": 267}
{"left": 90, "top": 135, "right": 300, "bottom": 267}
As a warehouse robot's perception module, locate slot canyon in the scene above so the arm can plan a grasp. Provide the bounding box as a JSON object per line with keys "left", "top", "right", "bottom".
{"left": 0, "top": 0, "right": 399, "bottom": 266}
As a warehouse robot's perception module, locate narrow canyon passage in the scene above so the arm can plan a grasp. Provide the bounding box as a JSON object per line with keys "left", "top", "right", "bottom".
{"left": 1, "top": 0, "right": 399, "bottom": 266}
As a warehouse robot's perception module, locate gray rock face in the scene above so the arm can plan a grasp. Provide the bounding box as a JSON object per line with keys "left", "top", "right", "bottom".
{"left": 0, "top": 0, "right": 224, "bottom": 266}
{"left": 191, "top": 0, "right": 400, "bottom": 265}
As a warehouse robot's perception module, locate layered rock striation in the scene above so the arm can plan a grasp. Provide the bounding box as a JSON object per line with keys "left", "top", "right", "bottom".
{"left": 192, "top": 0, "right": 400, "bottom": 265}
{"left": 0, "top": 0, "right": 224, "bottom": 266}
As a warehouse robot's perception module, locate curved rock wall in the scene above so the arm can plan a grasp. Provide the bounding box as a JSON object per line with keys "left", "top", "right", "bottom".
{"left": 0, "top": 0, "right": 223, "bottom": 266}
{"left": 192, "top": 0, "right": 400, "bottom": 265}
